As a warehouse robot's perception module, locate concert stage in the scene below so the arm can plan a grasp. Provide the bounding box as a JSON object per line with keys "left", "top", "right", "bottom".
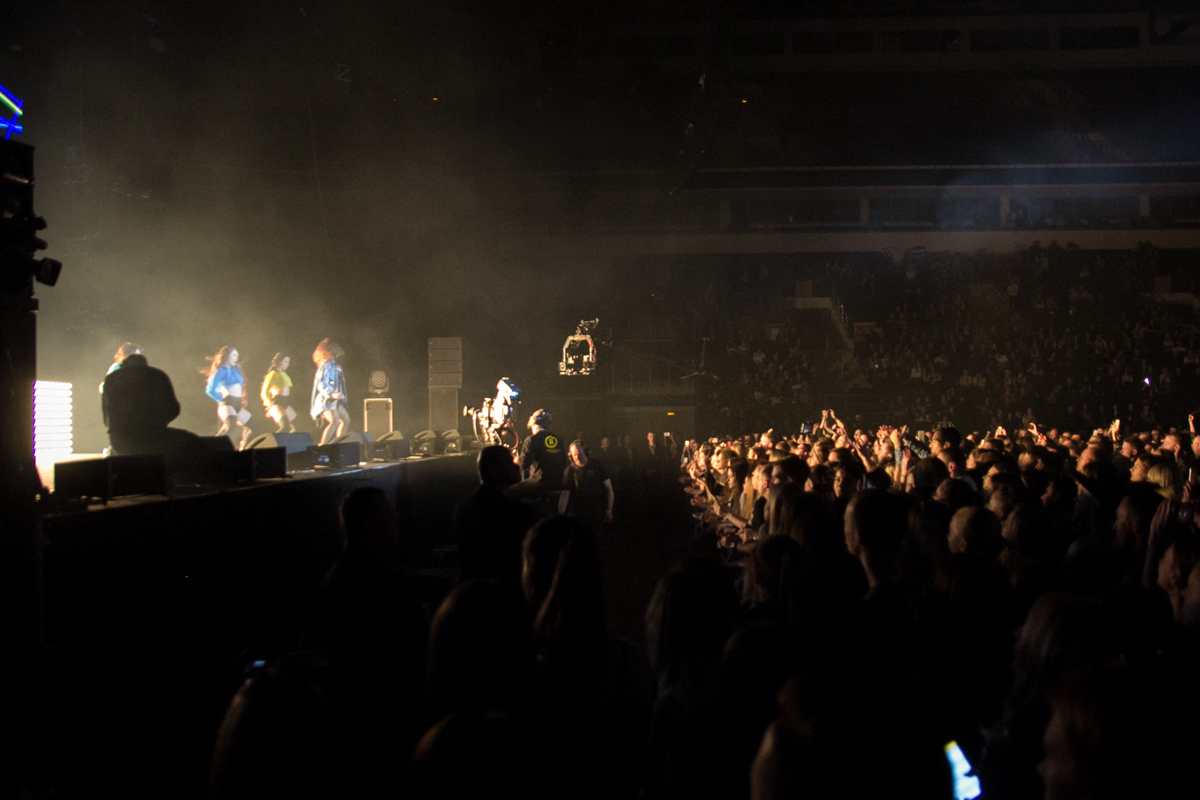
{"left": 36, "top": 452, "right": 477, "bottom": 791}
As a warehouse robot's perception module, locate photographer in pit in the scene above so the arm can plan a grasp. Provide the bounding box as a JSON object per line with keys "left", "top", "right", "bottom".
{"left": 515, "top": 408, "right": 567, "bottom": 518}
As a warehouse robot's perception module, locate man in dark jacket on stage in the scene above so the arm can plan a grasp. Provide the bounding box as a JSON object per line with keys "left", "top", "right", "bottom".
{"left": 101, "top": 353, "right": 202, "bottom": 470}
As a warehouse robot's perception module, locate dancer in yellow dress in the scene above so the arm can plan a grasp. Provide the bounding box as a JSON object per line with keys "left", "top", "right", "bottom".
{"left": 261, "top": 353, "right": 297, "bottom": 433}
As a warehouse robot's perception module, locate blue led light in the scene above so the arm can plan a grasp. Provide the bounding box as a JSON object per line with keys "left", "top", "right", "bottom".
{"left": 0, "top": 83, "right": 25, "bottom": 139}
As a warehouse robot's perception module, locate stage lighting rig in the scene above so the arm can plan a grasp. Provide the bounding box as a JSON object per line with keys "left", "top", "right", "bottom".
{"left": 558, "top": 318, "right": 598, "bottom": 376}
{"left": 464, "top": 377, "right": 521, "bottom": 447}
{"left": 368, "top": 370, "right": 389, "bottom": 396}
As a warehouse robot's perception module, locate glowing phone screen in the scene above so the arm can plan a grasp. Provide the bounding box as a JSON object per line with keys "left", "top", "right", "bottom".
{"left": 944, "top": 741, "right": 982, "bottom": 800}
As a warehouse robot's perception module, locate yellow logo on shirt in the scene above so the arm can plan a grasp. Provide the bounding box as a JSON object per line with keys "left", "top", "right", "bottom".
{"left": 545, "top": 435, "right": 559, "bottom": 450}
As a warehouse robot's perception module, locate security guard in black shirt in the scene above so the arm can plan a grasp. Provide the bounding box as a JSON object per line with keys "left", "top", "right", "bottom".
{"left": 516, "top": 408, "right": 567, "bottom": 516}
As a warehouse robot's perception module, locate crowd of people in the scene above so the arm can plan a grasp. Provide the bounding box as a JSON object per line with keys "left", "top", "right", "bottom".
{"left": 204, "top": 400, "right": 1200, "bottom": 799}
{"left": 679, "top": 413, "right": 1200, "bottom": 798}
{"left": 92, "top": 245, "right": 1200, "bottom": 798}
{"left": 855, "top": 241, "right": 1199, "bottom": 432}
{"left": 688, "top": 242, "right": 1200, "bottom": 435}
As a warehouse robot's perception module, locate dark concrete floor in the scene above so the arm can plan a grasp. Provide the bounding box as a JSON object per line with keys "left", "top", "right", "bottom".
{"left": 599, "top": 475, "right": 698, "bottom": 645}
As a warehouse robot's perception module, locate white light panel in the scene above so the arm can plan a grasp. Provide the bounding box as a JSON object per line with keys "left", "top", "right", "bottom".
{"left": 34, "top": 381, "right": 73, "bottom": 463}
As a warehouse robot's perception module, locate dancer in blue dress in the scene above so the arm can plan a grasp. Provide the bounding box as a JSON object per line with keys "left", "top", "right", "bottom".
{"left": 311, "top": 338, "right": 349, "bottom": 445}
{"left": 204, "top": 345, "right": 253, "bottom": 449}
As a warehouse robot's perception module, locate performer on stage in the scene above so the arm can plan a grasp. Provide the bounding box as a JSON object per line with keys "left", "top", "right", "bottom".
{"left": 261, "top": 353, "right": 297, "bottom": 433}
{"left": 99, "top": 342, "right": 141, "bottom": 394}
{"left": 311, "top": 338, "right": 349, "bottom": 445}
{"left": 204, "top": 345, "right": 253, "bottom": 448}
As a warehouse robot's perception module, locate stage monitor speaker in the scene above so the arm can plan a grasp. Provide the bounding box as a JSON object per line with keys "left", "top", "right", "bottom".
{"left": 109, "top": 455, "right": 169, "bottom": 497}
{"left": 333, "top": 432, "right": 373, "bottom": 445}
{"left": 269, "top": 432, "right": 315, "bottom": 454}
{"left": 441, "top": 429, "right": 464, "bottom": 454}
{"left": 55, "top": 455, "right": 168, "bottom": 502}
{"left": 308, "top": 440, "right": 361, "bottom": 469}
{"left": 364, "top": 398, "right": 393, "bottom": 439}
{"left": 245, "top": 433, "right": 277, "bottom": 450}
{"left": 248, "top": 434, "right": 316, "bottom": 472}
{"left": 198, "top": 449, "right": 287, "bottom": 485}
{"left": 248, "top": 446, "right": 287, "bottom": 479}
{"left": 206, "top": 451, "right": 253, "bottom": 484}
{"left": 364, "top": 430, "right": 408, "bottom": 461}
{"left": 54, "top": 458, "right": 108, "bottom": 500}
{"left": 411, "top": 429, "right": 443, "bottom": 457}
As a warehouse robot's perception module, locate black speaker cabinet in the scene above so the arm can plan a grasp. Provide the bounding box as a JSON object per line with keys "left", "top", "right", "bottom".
{"left": 411, "top": 429, "right": 443, "bottom": 457}
{"left": 442, "top": 429, "right": 464, "bottom": 454}
{"left": 244, "top": 433, "right": 277, "bottom": 450}
{"left": 248, "top": 446, "right": 287, "bottom": 479}
{"left": 364, "top": 430, "right": 408, "bottom": 461}
{"left": 309, "top": 440, "right": 361, "bottom": 469}
{"left": 333, "top": 432, "right": 373, "bottom": 444}
{"left": 195, "top": 447, "right": 288, "bottom": 485}
{"left": 55, "top": 455, "right": 169, "bottom": 502}
{"left": 255, "top": 431, "right": 317, "bottom": 471}
{"left": 271, "top": 432, "right": 316, "bottom": 454}
{"left": 198, "top": 451, "right": 254, "bottom": 485}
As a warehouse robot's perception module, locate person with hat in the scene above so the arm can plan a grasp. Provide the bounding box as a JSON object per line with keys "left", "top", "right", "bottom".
{"left": 102, "top": 353, "right": 204, "bottom": 472}
{"left": 516, "top": 408, "right": 567, "bottom": 517}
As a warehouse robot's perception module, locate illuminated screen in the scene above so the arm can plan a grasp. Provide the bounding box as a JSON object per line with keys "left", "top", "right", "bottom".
{"left": 944, "top": 741, "right": 982, "bottom": 800}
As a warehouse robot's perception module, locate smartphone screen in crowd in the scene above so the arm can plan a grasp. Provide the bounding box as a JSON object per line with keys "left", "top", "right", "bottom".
{"left": 944, "top": 741, "right": 981, "bottom": 800}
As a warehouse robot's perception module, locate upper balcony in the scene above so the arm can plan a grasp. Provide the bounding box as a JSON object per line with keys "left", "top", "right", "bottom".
{"left": 577, "top": 12, "right": 1200, "bottom": 75}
